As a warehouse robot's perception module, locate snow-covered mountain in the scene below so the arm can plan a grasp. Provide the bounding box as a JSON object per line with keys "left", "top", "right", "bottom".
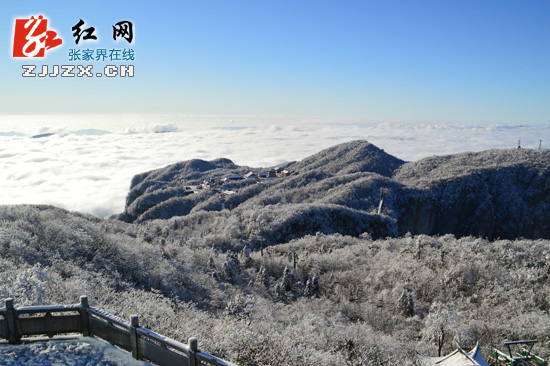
{"left": 120, "top": 141, "right": 550, "bottom": 240}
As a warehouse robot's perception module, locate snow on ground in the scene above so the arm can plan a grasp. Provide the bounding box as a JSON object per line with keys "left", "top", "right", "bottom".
{"left": 0, "top": 337, "right": 149, "bottom": 366}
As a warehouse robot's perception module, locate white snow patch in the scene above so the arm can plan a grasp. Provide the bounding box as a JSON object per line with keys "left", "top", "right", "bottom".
{"left": 0, "top": 337, "right": 149, "bottom": 365}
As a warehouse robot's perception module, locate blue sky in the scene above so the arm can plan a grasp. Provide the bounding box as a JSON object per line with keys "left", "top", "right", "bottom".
{"left": 1, "top": 0, "right": 549, "bottom": 124}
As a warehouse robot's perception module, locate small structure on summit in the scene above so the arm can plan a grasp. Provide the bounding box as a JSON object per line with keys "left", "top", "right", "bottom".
{"left": 417, "top": 342, "right": 490, "bottom": 366}
{"left": 224, "top": 175, "right": 245, "bottom": 181}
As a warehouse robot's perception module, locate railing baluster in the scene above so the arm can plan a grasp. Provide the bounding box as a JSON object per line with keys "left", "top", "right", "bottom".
{"left": 80, "top": 295, "right": 91, "bottom": 337}
{"left": 188, "top": 337, "right": 198, "bottom": 366}
{"left": 130, "top": 315, "right": 140, "bottom": 360}
{"left": 5, "top": 298, "right": 19, "bottom": 344}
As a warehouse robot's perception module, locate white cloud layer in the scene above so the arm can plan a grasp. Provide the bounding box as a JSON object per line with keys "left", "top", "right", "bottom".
{"left": 0, "top": 121, "right": 547, "bottom": 217}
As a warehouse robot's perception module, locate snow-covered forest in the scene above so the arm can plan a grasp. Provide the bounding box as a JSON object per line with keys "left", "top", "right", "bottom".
{"left": 1, "top": 141, "right": 549, "bottom": 365}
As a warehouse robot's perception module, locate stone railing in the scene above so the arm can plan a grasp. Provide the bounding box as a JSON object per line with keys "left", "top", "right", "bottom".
{"left": 0, "top": 296, "right": 237, "bottom": 366}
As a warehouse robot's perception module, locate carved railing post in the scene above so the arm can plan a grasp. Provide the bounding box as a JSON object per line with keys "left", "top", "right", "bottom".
{"left": 188, "top": 337, "right": 198, "bottom": 366}
{"left": 5, "top": 298, "right": 19, "bottom": 344}
{"left": 80, "top": 295, "right": 91, "bottom": 337}
{"left": 130, "top": 315, "right": 140, "bottom": 360}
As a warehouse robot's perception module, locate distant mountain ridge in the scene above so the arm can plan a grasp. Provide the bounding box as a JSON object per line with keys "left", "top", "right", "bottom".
{"left": 394, "top": 148, "right": 550, "bottom": 239}
{"left": 119, "top": 140, "right": 550, "bottom": 240}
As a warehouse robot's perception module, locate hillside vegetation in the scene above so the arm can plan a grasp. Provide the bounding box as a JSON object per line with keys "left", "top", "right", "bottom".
{"left": 0, "top": 205, "right": 549, "bottom": 365}
{"left": 1, "top": 141, "right": 549, "bottom": 365}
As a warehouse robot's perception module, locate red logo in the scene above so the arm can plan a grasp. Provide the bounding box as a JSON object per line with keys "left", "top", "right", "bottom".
{"left": 13, "top": 15, "right": 62, "bottom": 57}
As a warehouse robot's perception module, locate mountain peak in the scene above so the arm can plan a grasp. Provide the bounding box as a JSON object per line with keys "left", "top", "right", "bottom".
{"left": 288, "top": 140, "right": 405, "bottom": 177}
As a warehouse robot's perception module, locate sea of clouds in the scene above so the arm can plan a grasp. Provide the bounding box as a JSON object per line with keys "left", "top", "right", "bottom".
{"left": 0, "top": 117, "right": 547, "bottom": 218}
